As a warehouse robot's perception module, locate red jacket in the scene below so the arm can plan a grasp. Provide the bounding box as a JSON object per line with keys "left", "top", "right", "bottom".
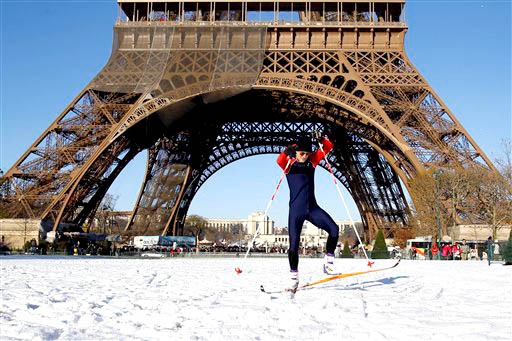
{"left": 441, "top": 245, "right": 452, "bottom": 257}
{"left": 431, "top": 243, "right": 439, "bottom": 255}
{"left": 276, "top": 137, "right": 334, "bottom": 172}
{"left": 452, "top": 244, "right": 461, "bottom": 256}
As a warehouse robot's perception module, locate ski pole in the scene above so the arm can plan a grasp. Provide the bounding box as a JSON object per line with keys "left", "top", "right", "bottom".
{"left": 235, "top": 159, "right": 291, "bottom": 274}
{"left": 316, "top": 139, "right": 374, "bottom": 268}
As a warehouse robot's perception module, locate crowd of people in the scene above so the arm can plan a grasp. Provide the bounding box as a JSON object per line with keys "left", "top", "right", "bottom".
{"left": 413, "top": 237, "right": 500, "bottom": 265}
{"left": 435, "top": 239, "right": 470, "bottom": 260}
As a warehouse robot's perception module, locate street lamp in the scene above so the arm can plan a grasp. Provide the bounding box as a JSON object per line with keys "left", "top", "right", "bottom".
{"left": 433, "top": 169, "right": 442, "bottom": 260}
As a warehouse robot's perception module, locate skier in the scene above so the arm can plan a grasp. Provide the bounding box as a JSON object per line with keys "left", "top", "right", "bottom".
{"left": 276, "top": 132, "right": 340, "bottom": 292}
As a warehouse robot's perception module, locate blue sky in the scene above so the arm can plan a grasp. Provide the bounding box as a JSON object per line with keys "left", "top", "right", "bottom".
{"left": 1, "top": 1, "right": 510, "bottom": 227}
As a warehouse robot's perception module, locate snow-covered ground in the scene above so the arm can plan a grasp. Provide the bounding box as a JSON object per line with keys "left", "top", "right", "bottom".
{"left": 1, "top": 256, "right": 511, "bottom": 340}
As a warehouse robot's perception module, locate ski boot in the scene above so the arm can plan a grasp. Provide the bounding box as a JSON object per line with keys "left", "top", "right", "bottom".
{"left": 323, "top": 253, "right": 340, "bottom": 275}
{"left": 286, "top": 270, "right": 299, "bottom": 293}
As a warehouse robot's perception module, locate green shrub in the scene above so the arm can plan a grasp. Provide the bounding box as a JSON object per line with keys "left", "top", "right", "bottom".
{"left": 341, "top": 240, "right": 352, "bottom": 258}
{"left": 372, "top": 229, "right": 389, "bottom": 259}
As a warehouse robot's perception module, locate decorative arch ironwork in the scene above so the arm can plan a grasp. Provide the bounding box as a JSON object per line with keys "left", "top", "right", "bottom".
{"left": 123, "top": 90, "right": 411, "bottom": 239}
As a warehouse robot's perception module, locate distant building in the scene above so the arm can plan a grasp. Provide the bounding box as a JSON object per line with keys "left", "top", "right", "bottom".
{"left": 245, "top": 212, "right": 274, "bottom": 235}
{"left": 259, "top": 220, "right": 362, "bottom": 248}
{"left": 0, "top": 219, "right": 40, "bottom": 250}
{"left": 203, "top": 213, "right": 362, "bottom": 248}
{"left": 204, "top": 217, "right": 246, "bottom": 235}
{"left": 450, "top": 225, "right": 511, "bottom": 241}
{"left": 204, "top": 212, "right": 274, "bottom": 236}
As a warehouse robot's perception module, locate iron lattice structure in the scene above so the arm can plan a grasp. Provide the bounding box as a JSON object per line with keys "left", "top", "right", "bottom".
{"left": 1, "top": 0, "right": 495, "bottom": 240}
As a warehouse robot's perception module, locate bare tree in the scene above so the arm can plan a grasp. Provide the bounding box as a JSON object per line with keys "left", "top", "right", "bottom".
{"left": 389, "top": 225, "right": 415, "bottom": 248}
{"left": 463, "top": 140, "right": 512, "bottom": 239}
{"left": 408, "top": 170, "right": 445, "bottom": 239}
{"left": 183, "top": 215, "right": 212, "bottom": 251}
{"left": 93, "top": 194, "right": 119, "bottom": 234}
{"left": 495, "top": 139, "right": 512, "bottom": 183}
{"left": 409, "top": 168, "right": 476, "bottom": 239}
{"left": 410, "top": 162, "right": 512, "bottom": 241}
{"left": 445, "top": 168, "right": 472, "bottom": 227}
{"left": 473, "top": 169, "right": 512, "bottom": 239}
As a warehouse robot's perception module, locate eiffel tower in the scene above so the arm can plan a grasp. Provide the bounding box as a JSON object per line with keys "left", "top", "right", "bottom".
{"left": 0, "top": 0, "right": 496, "bottom": 241}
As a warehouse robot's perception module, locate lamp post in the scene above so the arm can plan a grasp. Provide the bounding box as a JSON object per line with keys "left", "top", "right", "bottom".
{"left": 433, "top": 170, "right": 442, "bottom": 260}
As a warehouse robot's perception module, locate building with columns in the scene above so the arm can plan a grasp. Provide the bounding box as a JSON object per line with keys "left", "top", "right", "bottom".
{"left": 203, "top": 212, "right": 361, "bottom": 249}
{"left": 204, "top": 212, "right": 274, "bottom": 236}
{"left": 257, "top": 220, "right": 363, "bottom": 249}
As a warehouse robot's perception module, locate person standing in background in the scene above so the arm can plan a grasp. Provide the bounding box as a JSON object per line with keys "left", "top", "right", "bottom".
{"left": 460, "top": 239, "right": 470, "bottom": 260}
{"left": 452, "top": 242, "right": 462, "bottom": 260}
{"left": 431, "top": 242, "right": 439, "bottom": 259}
{"left": 485, "top": 236, "right": 494, "bottom": 266}
{"left": 441, "top": 243, "right": 452, "bottom": 260}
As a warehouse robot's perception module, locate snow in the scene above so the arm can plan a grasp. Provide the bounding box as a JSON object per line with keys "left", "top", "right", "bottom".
{"left": 1, "top": 256, "right": 511, "bottom": 340}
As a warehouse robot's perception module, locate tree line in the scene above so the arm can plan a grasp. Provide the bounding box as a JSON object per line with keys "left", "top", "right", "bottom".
{"left": 408, "top": 140, "right": 512, "bottom": 241}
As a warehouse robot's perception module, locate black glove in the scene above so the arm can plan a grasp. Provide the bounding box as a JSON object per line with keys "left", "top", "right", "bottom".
{"left": 284, "top": 145, "right": 297, "bottom": 158}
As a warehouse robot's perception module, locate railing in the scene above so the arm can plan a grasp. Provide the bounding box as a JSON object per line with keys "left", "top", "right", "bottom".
{"left": 115, "top": 19, "right": 407, "bottom": 28}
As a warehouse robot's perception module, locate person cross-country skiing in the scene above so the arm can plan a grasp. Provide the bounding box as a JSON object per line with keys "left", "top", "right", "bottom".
{"left": 276, "top": 132, "right": 340, "bottom": 292}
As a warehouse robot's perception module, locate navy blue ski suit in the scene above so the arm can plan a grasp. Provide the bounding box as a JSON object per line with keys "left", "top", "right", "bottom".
{"left": 277, "top": 137, "right": 339, "bottom": 271}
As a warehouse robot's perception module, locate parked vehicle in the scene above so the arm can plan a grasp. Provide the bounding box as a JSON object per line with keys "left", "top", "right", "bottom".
{"left": 133, "top": 236, "right": 196, "bottom": 250}
{"left": 141, "top": 252, "right": 166, "bottom": 258}
{"left": 405, "top": 236, "right": 432, "bottom": 260}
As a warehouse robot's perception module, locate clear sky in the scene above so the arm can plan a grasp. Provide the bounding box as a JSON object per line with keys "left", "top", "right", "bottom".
{"left": 1, "top": 0, "right": 510, "bottom": 227}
